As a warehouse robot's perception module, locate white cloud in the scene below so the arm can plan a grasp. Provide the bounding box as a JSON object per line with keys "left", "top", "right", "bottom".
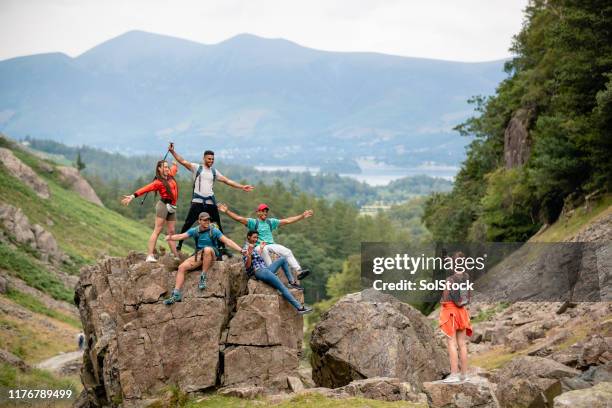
{"left": 0, "top": 0, "right": 527, "bottom": 61}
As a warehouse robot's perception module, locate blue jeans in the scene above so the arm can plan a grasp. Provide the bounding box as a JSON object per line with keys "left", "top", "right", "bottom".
{"left": 254, "top": 257, "right": 301, "bottom": 310}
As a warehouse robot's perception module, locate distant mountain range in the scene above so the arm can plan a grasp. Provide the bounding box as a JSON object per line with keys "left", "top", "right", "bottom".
{"left": 0, "top": 30, "right": 507, "bottom": 170}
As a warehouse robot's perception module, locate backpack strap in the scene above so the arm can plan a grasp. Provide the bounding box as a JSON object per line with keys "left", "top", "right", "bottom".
{"left": 212, "top": 167, "right": 217, "bottom": 182}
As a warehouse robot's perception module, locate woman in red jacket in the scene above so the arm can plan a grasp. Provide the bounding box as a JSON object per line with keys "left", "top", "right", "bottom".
{"left": 121, "top": 160, "right": 180, "bottom": 262}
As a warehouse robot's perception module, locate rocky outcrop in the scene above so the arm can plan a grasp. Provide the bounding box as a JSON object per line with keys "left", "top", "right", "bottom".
{"left": 474, "top": 242, "right": 610, "bottom": 303}
{"left": 0, "top": 348, "right": 30, "bottom": 372}
{"left": 57, "top": 166, "right": 103, "bottom": 206}
{"left": 75, "top": 253, "right": 304, "bottom": 407}
{"left": 423, "top": 375, "right": 499, "bottom": 408}
{"left": 0, "top": 147, "right": 49, "bottom": 199}
{"left": 554, "top": 381, "right": 612, "bottom": 408}
{"left": 494, "top": 356, "right": 580, "bottom": 408}
{"left": 0, "top": 202, "right": 67, "bottom": 264}
{"left": 310, "top": 290, "right": 447, "bottom": 390}
{"left": 338, "top": 377, "right": 427, "bottom": 403}
{"left": 504, "top": 108, "right": 532, "bottom": 168}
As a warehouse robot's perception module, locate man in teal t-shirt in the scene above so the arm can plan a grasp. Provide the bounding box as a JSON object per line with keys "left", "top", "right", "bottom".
{"left": 245, "top": 216, "right": 281, "bottom": 245}
{"left": 162, "top": 212, "right": 244, "bottom": 305}
{"left": 219, "top": 203, "right": 313, "bottom": 280}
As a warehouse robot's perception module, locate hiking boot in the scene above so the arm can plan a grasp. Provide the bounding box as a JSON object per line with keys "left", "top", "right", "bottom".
{"left": 145, "top": 255, "right": 157, "bottom": 263}
{"left": 288, "top": 282, "right": 304, "bottom": 291}
{"left": 442, "top": 373, "right": 462, "bottom": 383}
{"left": 297, "top": 269, "right": 310, "bottom": 280}
{"left": 297, "top": 305, "right": 313, "bottom": 315}
{"left": 198, "top": 273, "right": 207, "bottom": 290}
{"left": 163, "top": 289, "right": 182, "bottom": 305}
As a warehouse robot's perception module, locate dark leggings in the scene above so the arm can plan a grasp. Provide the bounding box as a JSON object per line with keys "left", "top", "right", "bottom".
{"left": 254, "top": 258, "right": 302, "bottom": 310}
{"left": 177, "top": 202, "right": 224, "bottom": 249}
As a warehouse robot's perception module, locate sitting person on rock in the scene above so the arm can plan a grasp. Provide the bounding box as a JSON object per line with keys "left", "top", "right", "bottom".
{"left": 243, "top": 230, "right": 312, "bottom": 315}
{"left": 218, "top": 202, "right": 312, "bottom": 281}
{"left": 163, "top": 212, "right": 243, "bottom": 305}
{"left": 439, "top": 251, "right": 473, "bottom": 383}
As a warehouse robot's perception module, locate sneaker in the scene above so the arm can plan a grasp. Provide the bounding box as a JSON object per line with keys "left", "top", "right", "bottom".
{"left": 145, "top": 255, "right": 157, "bottom": 263}
{"left": 163, "top": 289, "right": 182, "bottom": 305}
{"left": 198, "top": 273, "right": 207, "bottom": 290}
{"left": 297, "top": 269, "right": 311, "bottom": 280}
{"left": 442, "top": 373, "right": 462, "bottom": 383}
{"left": 460, "top": 373, "right": 469, "bottom": 381}
{"left": 297, "top": 305, "right": 313, "bottom": 315}
{"left": 288, "top": 282, "right": 304, "bottom": 291}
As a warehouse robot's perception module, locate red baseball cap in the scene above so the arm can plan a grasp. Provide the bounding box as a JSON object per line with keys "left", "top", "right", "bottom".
{"left": 256, "top": 203, "right": 270, "bottom": 212}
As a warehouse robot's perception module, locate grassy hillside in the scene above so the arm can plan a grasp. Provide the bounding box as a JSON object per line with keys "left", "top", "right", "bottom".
{"left": 0, "top": 141, "right": 153, "bottom": 265}
{"left": 0, "top": 138, "right": 154, "bottom": 394}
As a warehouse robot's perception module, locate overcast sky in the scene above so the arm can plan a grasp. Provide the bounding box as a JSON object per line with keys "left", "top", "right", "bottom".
{"left": 0, "top": 0, "right": 528, "bottom": 62}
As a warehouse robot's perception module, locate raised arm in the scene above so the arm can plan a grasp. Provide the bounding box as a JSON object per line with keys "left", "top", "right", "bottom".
{"left": 216, "top": 174, "right": 255, "bottom": 192}
{"left": 168, "top": 144, "right": 194, "bottom": 172}
{"left": 218, "top": 203, "right": 249, "bottom": 225}
{"left": 280, "top": 209, "right": 314, "bottom": 226}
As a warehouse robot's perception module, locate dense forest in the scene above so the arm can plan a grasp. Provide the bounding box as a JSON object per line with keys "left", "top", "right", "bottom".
{"left": 424, "top": 0, "right": 612, "bottom": 243}
{"left": 24, "top": 138, "right": 451, "bottom": 206}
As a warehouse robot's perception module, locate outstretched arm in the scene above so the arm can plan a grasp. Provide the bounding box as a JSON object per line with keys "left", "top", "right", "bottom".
{"left": 168, "top": 144, "right": 194, "bottom": 172}
{"left": 280, "top": 209, "right": 314, "bottom": 226}
{"left": 218, "top": 203, "right": 249, "bottom": 225}
{"left": 121, "top": 180, "right": 161, "bottom": 206}
{"left": 166, "top": 232, "right": 190, "bottom": 242}
{"left": 216, "top": 174, "right": 254, "bottom": 192}
{"left": 219, "top": 235, "right": 243, "bottom": 252}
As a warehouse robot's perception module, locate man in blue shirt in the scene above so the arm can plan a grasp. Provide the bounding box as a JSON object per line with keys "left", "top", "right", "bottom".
{"left": 243, "top": 230, "right": 312, "bottom": 315}
{"left": 219, "top": 202, "right": 313, "bottom": 281}
{"left": 163, "top": 212, "right": 243, "bottom": 305}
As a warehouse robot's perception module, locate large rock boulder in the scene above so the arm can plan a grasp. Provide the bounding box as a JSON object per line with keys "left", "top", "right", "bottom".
{"left": 310, "top": 290, "right": 447, "bottom": 390}
{"left": 57, "top": 166, "right": 104, "bottom": 206}
{"left": 494, "top": 356, "right": 580, "bottom": 408}
{"left": 423, "top": 375, "right": 499, "bottom": 408}
{"left": 554, "top": 381, "right": 612, "bottom": 408}
{"left": 0, "top": 147, "right": 49, "bottom": 198}
{"left": 75, "top": 253, "right": 304, "bottom": 407}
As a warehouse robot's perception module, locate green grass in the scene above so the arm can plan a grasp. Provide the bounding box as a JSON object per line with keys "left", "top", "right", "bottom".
{"left": 0, "top": 242, "right": 73, "bottom": 303}
{"left": 184, "top": 393, "right": 426, "bottom": 408}
{"left": 4, "top": 288, "right": 81, "bottom": 329}
{"left": 0, "top": 315, "right": 77, "bottom": 364}
{"left": 0, "top": 362, "right": 80, "bottom": 390}
{"left": 0, "top": 362, "right": 81, "bottom": 407}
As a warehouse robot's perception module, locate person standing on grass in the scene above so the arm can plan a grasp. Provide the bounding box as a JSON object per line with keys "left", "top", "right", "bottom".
{"left": 439, "top": 251, "right": 473, "bottom": 383}
{"left": 121, "top": 159, "right": 180, "bottom": 262}
{"left": 218, "top": 202, "right": 312, "bottom": 281}
{"left": 162, "top": 212, "right": 244, "bottom": 305}
{"left": 167, "top": 144, "right": 254, "bottom": 255}
{"left": 242, "top": 230, "right": 312, "bottom": 315}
